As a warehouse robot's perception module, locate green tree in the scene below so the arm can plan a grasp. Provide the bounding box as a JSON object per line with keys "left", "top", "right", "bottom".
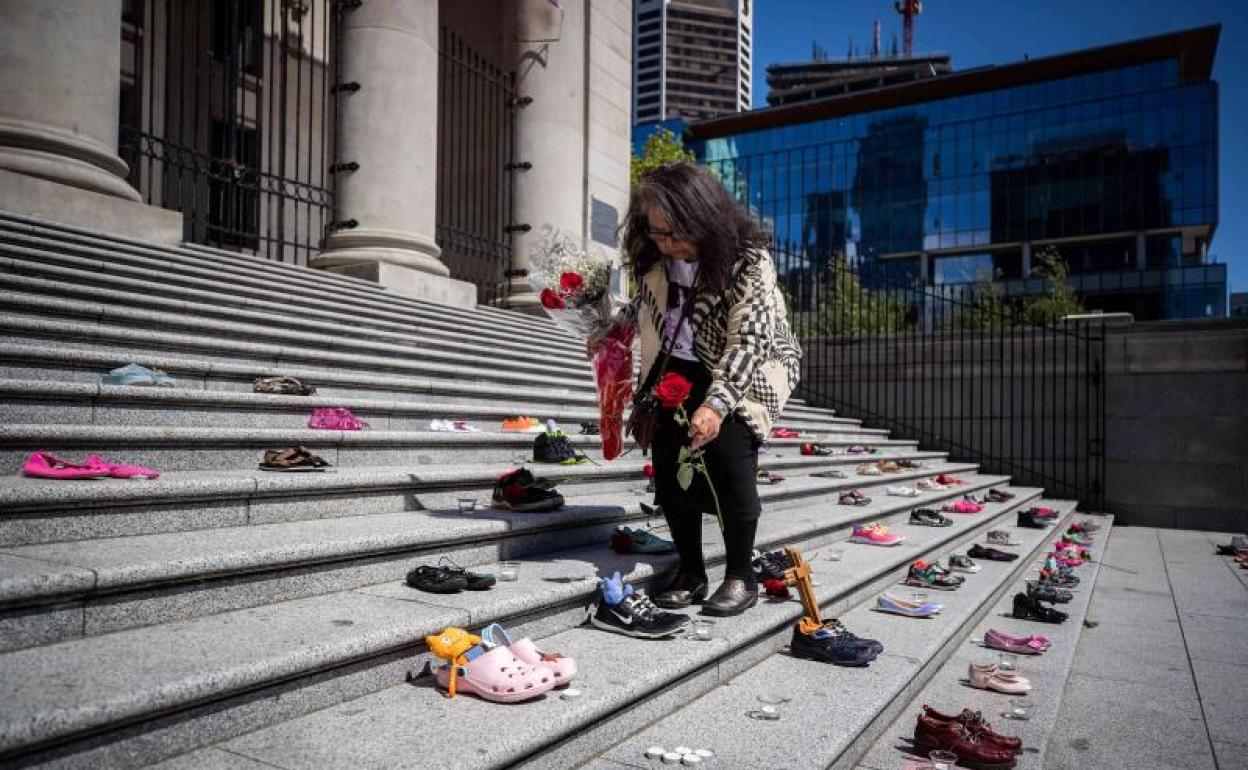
{"left": 630, "top": 128, "right": 695, "bottom": 188}
{"left": 1022, "top": 246, "right": 1085, "bottom": 325}
{"left": 788, "top": 254, "right": 911, "bottom": 337}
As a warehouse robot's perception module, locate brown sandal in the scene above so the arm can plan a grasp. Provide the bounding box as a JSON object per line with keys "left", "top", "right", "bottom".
{"left": 258, "top": 445, "right": 331, "bottom": 471}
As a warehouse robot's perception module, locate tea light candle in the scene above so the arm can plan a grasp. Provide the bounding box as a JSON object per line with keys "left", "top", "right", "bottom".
{"left": 693, "top": 749, "right": 714, "bottom": 758}
{"left": 457, "top": 498, "right": 477, "bottom": 513}
{"left": 1010, "top": 698, "right": 1032, "bottom": 719}
{"left": 827, "top": 549, "right": 844, "bottom": 561}
{"left": 662, "top": 751, "right": 683, "bottom": 764}
{"left": 645, "top": 746, "right": 666, "bottom": 760}
{"left": 680, "top": 755, "right": 702, "bottom": 766}
{"left": 691, "top": 620, "right": 713, "bottom": 641}
{"left": 929, "top": 749, "right": 958, "bottom": 770}
{"left": 498, "top": 561, "right": 520, "bottom": 581}
{"left": 999, "top": 652, "right": 1019, "bottom": 671}
{"left": 673, "top": 747, "right": 693, "bottom": 755}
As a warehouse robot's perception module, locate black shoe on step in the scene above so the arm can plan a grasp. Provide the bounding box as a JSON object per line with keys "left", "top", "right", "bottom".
{"left": 652, "top": 573, "right": 710, "bottom": 609}
{"left": 591, "top": 593, "right": 690, "bottom": 638}
{"left": 1017, "top": 509, "right": 1050, "bottom": 529}
{"left": 910, "top": 508, "right": 952, "bottom": 527}
{"left": 701, "top": 577, "right": 759, "bottom": 617}
{"left": 1012, "top": 592, "right": 1068, "bottom": 623}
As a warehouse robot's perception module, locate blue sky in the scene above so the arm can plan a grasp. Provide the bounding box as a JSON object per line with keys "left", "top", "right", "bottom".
{"left": 752, "top": 0, "right": 1247, "bottom": 297}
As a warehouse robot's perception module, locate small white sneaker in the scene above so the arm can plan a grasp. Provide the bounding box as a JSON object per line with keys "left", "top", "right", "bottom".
{"left": 886, "top": 486, "right": 920, "bottom": 497}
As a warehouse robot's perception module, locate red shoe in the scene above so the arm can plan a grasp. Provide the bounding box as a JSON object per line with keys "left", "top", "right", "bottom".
{"left": 921, "top": 705, "right": 1024, "bottom": 755}
{"left": 771, "top": 427, "right": 800, "bottom": 439}
{"left": 763, "top": 578, "right": 790, "bottom": 598}
{"left": 935, "top": 474, "right": 966, "bottom": 485}
{"left": 914, "top": 712, "right": 1018, "bottom": 768}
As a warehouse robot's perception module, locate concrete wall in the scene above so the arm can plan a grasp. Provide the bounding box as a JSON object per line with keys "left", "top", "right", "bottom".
{"left": 798, "top": 319, "right": 1247, "bottom": 532}
{"left": 586, "top": 0, "right": 632, "bottom": 266}
{"left": 1101, "top": 319, "right": 1247, "bottom": 531}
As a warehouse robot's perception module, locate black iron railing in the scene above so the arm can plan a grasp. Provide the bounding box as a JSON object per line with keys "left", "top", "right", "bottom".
{"left": 436, "top": 26, "right": 516, "bottom": 306}
{"left": 777, "top": 247, "right": 1106, "bottom": 511}
{"left": 119, "top": 0, "right": 339, "bottom": 265}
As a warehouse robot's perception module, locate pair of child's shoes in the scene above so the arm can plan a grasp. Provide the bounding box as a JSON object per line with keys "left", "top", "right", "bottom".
{"left": 426, "top": 622, "right": 577, "bottom": 703}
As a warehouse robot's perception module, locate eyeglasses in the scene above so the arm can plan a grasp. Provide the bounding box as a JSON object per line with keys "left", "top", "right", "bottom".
{"left": 646, "top": 226, "right": 678, "bottom": 244}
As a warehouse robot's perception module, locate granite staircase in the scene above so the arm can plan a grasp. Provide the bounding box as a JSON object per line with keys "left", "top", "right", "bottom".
{"left": 0, "top": 213, "right": 1109, "bottom": 769}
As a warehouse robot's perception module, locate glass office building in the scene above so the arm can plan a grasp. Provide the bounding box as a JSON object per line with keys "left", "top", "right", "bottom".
{"left": 673, "top": 26, "right": 1225, "bottom": 319}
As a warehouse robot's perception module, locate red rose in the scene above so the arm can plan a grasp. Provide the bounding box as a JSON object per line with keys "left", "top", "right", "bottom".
{"left": 540, "top": 287, "right": 566, "bottom": 309}
{"left": 653, "top": 371, "right": 693, "bottom": 408}
{"left": 559, "top": 272, "right": 584, "bottom": 295}
{"left": 643, "top": 463, "right": 655, "bottom": 478}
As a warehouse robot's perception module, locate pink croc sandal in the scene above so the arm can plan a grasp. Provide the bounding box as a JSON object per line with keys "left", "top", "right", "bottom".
{"left": 84, "top": 454, "right": 161, "bottom": 480}
{"left": 480, "top": 623, "right": 577, "bottom": 686}
{"left": 22, "top": 452, "right": 111, "bottom": 480}
{"left": 433, "top": 645, "right": 557, "bottom": 703}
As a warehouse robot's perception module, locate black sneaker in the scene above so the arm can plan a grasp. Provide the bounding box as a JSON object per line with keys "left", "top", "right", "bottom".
{"left": 986, "top": 488, "right": 1016, "bottom": 503}
{"left": 789, "top": 619, "right": 882, "bottom": 666}
{"left": 492, "top": 467, "right": 565, "bottom": 512}
{"left": 1012, "top": 592, "right": 1068, "bottom": 623}
{"left": 1017, "top": 509, "right": 1050, "bottom": 529}
{"left": 910, "top": 508, "right": 952, "bottom": 527}
{"left": 591, "top": 593, "right": 690, "bottom": 638}
{"left": 533, "top": 430, "right": 586, "bottom": 465}
{"left": 751, "top": 548, "right": 794, "bottom": 581}
{"left": 405, "top": 565, "right": 469, "bottom": 594}
{"left": 967, "top": 544, "right": 1019, "bottom": 562}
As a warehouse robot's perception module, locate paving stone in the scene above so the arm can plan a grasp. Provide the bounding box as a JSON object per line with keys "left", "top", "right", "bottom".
{"left": 1179, "top": 613, "right": 1248, "bottom": 667}
{"left": 1190, "top": 659, "right": 1248, "bottom": 747}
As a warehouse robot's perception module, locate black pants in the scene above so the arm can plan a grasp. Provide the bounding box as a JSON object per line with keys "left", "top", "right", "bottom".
{"left": 650, "top": 357, "right": 762, "bottom": 583}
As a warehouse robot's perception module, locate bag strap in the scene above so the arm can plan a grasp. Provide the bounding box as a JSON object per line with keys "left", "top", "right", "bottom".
{"left": 637, "top": 266, "right": 700, "bottom": 398}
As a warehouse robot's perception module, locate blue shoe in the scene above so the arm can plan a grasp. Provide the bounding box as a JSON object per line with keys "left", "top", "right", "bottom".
{"left": 790, "top": 620, "right": 880, "bottom": 666}
{"left": 876, "top": 592, "right": 943, "bottom": 617}
{"left": 102, "top": 363, "right": 176, "bottom": 388}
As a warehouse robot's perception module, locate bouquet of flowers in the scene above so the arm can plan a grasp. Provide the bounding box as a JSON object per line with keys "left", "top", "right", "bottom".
{"left": 529, "top": 227, "right": 632, "bottom": 460}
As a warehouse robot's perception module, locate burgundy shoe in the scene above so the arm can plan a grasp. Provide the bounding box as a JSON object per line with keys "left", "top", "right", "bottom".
{"left": 914, "top": 712, "right": 1018, "bottom": 769}
{"left": 922, "top": 705, "right": 1024, "bottom": 754}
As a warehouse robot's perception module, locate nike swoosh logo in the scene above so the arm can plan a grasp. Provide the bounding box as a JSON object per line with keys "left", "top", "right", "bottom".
{"left": 609, "top": 608, "right": 634, "bottom": 625}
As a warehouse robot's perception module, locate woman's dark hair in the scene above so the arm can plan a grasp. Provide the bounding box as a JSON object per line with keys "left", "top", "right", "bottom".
{"left": 620, "top": 162, "right": 768, "bottom": 294}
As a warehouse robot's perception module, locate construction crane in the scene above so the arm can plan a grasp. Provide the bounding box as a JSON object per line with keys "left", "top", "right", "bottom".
{"left": 894, "top": 0, "right": 922, "bottom": 57}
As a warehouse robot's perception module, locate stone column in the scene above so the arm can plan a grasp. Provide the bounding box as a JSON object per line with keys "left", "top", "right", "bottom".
{"left": 313, "top": 0, "right": 474, "bottom": 306}
{"left": 1135, "top": 232, "right": 1147, "bottom": 270}
{"left": 0, "top": 0, "right": 139, "bottom": 201}
{"left": 505, "top": 0, "right": 588, "bottom": 311}
{"left": 1021, "top": 242, "right": 1033, "bottom": 277}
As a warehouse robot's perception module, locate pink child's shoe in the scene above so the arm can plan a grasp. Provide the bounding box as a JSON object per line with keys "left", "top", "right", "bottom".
{"left": 433, "top": 645, "right": 557, "bottom": 703}
{"left": 849, "top": 522, "right": 904, "bottom": 546}
{"left": 22, "top": 452, "right": 110, "bottom": 480}
{"left": 943, "top": 500, "right": 983, "bottom": 514}
{"left": 83, "top": 454, "right": 161, "bottom": 480}
{"left": 480, "top": 623, "right": 577, "bottom": 686}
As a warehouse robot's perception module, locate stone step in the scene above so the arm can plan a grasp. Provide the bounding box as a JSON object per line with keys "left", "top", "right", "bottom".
{"left": 1, "top": 293, "right": 596, "bottom": 385}
{"left": 0, "top": 473, "right": 1026, "bottom": 767}
{"left": 0, "top": 379, "right": 859, "bottom": 433}
{"left": 0, "top": 265, "right": 589, "bottom": 369}
{"left": 587, "top": 501, "right": 1090, "bottom": 770}
{"left": 0, "top": 315, "right": 599, "bottom": 394}
{"left": 0, "top": 237, "right": 584, "bottom": 356}
{"left": 853, "top": 517, "right": 1113, "bottom": 770}
{"left": 0, "top": 213, "right": 567, "bottom": 341}
{"left": 0, "top": 451, "right": 953, "bottom": 546}
{"left": 0, "top": 423, "right": 915, "bottom": 474}
{"left": 0, "top": 460, "right": 984, "bottom": 650}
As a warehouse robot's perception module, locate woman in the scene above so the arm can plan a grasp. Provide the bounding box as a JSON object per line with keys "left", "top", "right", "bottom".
{"left": 590, "top": 162, "right": 802, "bottom": 616}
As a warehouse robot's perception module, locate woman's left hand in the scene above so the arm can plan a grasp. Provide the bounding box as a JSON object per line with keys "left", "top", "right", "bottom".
{"left": 689, "top": 405, "right": 723, "bottom": 450}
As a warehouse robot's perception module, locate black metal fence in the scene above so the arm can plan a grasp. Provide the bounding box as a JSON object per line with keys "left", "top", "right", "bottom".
{"left": 119, "top": 0, "right": 338, "bottom": 265}
{"left": 777, "top": 247, "right": 1106, "bottom": 511}
{"left": 436, "top": 26, "right": 517, "bottom": 305}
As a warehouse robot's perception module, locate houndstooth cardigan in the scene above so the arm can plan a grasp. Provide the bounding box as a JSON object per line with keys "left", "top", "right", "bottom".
{"left": 615, "top": 248, "right": 802, "bottom": 440}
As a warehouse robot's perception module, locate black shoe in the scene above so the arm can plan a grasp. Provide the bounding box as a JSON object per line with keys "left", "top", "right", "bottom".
{"left": 789, "top": 621, "right": 879, "bottom": 666}
{"left": 405, "top": 565, "right": 469, "bottom": 594}
{"left": 986, "top": 488, "right": 1016, "bottom": 503}
{"left": 591, "top": 593, "right": 691, "bottom": 638}
{"left": 751, "top": 548, "right": 794, "bottom": 581}
{"left": 652, "top": 573, "right": 709, "bottom": 609}
{"left": 968, "top": 544, "right": 1019, "bottom": 562}
{"left": 1012, "top": 592, "right": 1068, "bottom": 623}
{"left": 701, "top": 577, "right": 758, "bottom": 617}
{"left": 532, "top": 430, "right": 587, "bottom": 464}
{"left": 1017, "top": 509, "right": 1050, "bottom": 529}
{"left": 492, "top": 467, "right": 565, "bottom": 511}
{"left": 579, "top": 421, "right": 600, "bottom": 435}
{"left": 910, "top": 508, "right": 952, "bottom": 527}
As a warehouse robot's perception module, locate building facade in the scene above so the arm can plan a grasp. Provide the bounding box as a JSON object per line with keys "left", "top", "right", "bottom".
{"left": 633, "top": 0, "right": 752, "bottom": 124}
{"left": 680, "top": 26, "right": 1225, "bottom": 320}
{"left": 766, "top": 51, "right": 952, "bottom": 107}
{"left": 0, "top": 0, "right": 633, "bottom": 309}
